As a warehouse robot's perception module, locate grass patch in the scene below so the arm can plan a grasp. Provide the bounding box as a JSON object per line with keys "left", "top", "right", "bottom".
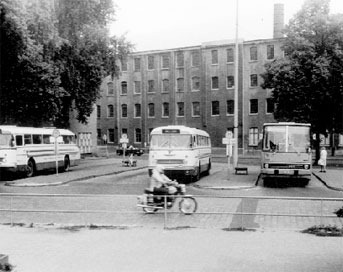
{"left": 301, "top": 225, "right": 343, "bottom": 237}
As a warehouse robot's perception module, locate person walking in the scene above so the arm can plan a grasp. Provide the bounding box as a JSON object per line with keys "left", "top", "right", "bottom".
{"left": 318, "top": 146, "right": 327, "bottom": 173}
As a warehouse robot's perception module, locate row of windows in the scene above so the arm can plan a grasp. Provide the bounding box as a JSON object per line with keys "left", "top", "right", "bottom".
{"left": 13, "top": 134, "right": 75, "bottom": 146}
{"left": 120, "top": 45, "right": 275, "bottom": 72}
{"left": 97, "top": 98, "right": 274, "bottom": 119}
{"left": 106, "top": 73, "right": 260, "bottom": 96}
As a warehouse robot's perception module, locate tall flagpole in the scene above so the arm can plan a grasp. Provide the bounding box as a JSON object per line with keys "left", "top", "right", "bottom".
{"left": 233, "top": 0, "right": 239, "bottom": 168}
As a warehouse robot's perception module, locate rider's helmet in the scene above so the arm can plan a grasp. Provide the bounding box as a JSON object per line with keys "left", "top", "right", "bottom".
{"left": 155, "top": 165, "right": 164, "bottom": 174}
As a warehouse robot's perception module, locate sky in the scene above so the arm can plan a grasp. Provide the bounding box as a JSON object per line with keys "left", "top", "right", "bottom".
{"left": 110, "top": 0, "right": 343, "bottom": 52}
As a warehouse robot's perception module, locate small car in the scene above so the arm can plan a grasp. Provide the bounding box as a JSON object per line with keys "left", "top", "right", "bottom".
{"left": 116, "top": 145, "right": 144, "bottom": 156}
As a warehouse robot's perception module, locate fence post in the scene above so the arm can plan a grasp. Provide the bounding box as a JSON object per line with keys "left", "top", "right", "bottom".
{"left": 240, "top": 198, "right": 244, "bottom": 230}
{"left": 320, "top": 199, "right": 323, "bottom": 225}
{"left": 10, "top": 197, "right": 13, "bottom": 227}
{"left": 164, "top": 195, "right": 167, "bottom": 229}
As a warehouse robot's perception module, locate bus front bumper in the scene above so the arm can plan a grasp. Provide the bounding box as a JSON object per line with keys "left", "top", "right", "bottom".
{"left": 148, "top": 166, "right": 197, "bottom": 177}
{"left": 261, "top": 168, "right": 311, "bottom": 178}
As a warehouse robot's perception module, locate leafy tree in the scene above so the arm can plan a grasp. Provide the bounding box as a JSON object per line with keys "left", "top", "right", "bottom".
{"left": 0, "top": 0, "right": 133, "bottom": 127}
{"left": 0, "top": 0, "right": 60, "bottom": 126}
{"left": 261, "top": 0, "right": 343, "bottom": 160}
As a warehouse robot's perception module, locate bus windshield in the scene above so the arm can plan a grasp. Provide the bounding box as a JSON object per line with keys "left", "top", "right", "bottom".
{"left": 150, "top": 134, "right": 191, "bottom": 149}
{"left": 263, "top": 125, "right": 310, "bottom": 153}
{"left": 0, "top": 134, "right": 13, "bottom": 147}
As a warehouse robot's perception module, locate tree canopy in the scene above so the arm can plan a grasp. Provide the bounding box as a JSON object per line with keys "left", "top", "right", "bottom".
{"left": 261, "top": 0, "right": 343, "bottom": 138}
{"left": 0, "top": 0, "right": 133, "bottom": 127}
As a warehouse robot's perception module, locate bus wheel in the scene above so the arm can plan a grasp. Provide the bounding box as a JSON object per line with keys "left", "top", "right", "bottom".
{"left": 204, "top": 161, "right": 211, "bottom": 176}
{"left": 26, "top": 159, "right": 36, "bottom": 178}
{"left": 63, "top": 156, "right": 70, "bottom": 172}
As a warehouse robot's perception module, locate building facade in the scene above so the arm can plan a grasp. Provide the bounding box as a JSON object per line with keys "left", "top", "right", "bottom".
{"left": 96, "top": 37, "right": 286, "bottom": 153}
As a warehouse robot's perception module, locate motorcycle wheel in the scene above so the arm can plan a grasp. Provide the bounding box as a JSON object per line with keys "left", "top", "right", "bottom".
{"left": 143, "top": 206, "right": 159, "bottom": 213}
{"left": 179, "top": 197, "right": 197, "bottom": 215}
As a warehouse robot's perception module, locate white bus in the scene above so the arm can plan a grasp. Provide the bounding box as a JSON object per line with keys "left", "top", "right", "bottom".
{"left": 261, "top": 122, "right": 312, "bottom": 186}
{"left": 148, "top": 125, "right": 211, "bottom": 182}
{"left": 0, "top": 126, "right": 80, "bottom": 177}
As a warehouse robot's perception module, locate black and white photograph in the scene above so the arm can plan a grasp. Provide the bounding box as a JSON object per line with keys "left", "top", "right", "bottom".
{"left": 0, "top": 0, "right": 343, "bottom": 271}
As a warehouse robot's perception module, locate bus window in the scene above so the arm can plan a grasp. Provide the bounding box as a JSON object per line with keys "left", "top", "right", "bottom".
{"left": 16, "top": 135, "right": 23, "bottom": 146}
{"left": 24, "top": 134, "right": 32, "bottom": 145}
{"left": 43, "top": 135, "right": 50, "bottom": 144}
{"left": 0, "top": 134, "right": 12, "bottom": 147}
{"left": 33, "top": 134, "right": 42, "bottom": 144}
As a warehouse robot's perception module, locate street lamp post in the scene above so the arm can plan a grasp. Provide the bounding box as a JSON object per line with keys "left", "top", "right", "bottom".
{"left": 233, "top": 0, "right": 239, "bottom": 168}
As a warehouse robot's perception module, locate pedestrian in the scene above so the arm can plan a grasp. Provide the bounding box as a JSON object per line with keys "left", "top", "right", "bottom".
{"left": 318, "top": 146, "right": 327, "bottom": 173}
{"left": 102, "top": 134, "right": 107, "bottom": 145}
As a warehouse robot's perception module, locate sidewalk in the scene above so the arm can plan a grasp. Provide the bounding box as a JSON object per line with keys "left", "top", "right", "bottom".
{"left": 1, "top": 225, "right": 342, "bottom": 272}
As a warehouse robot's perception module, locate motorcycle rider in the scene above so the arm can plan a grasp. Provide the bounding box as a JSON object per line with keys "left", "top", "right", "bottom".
{"left": 149, "top": 165, "right": 178, "bottom": 196}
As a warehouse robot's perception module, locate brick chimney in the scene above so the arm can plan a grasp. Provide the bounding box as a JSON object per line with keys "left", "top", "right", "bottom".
{"left": 273, "top": 3, "right": 284, "bottom": 38}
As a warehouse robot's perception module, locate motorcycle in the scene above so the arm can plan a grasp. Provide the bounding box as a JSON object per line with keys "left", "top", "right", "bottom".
{"left": 137, "top": 183, "right": 198, "bottom": 215}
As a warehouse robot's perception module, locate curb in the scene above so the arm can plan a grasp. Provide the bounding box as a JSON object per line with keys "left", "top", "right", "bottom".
{"left": 5, "top": 166, "right": 148, "bottom": 187}
{"left": 192, "top": 184, "right": 257, "bottom": 190}
{"left": 312, "top": 172, "right": 343, "bottom": 192}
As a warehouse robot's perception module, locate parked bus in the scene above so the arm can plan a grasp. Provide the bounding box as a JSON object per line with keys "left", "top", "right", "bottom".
{"left": 0, "top": 126, "right": 80, "bottom": 177}
{"left": 148, "top": 125, "right": 211, "bottom": 182}
{"left": 261, "top": 122, "right": 312, "bottom": 186}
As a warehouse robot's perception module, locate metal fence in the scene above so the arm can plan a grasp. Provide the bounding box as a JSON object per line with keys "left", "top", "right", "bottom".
{"left": 0, "top": 193, "right": 342, "bottom": 230}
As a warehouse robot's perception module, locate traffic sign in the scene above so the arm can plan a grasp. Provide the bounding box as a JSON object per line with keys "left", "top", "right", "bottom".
{"left": 52, "top": 129, "right": 60, "bottom": 138}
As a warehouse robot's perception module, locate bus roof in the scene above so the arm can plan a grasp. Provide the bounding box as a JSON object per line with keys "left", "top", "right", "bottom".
{"left": 150, "top": 125, "right": 210, "bottom": 137}
{"left": 0, "top": 126, "right": 75, "bottom": 136}
{"left": 263, "top": 122, "right": 311, "bottom": 127}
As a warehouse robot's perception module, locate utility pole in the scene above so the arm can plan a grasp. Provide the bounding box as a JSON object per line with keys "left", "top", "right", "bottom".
{"left": 233, "top": 0, "right": 239, "bottom": 168}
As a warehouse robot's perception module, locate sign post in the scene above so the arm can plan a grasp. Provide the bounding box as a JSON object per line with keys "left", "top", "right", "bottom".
{"left": 222, "top": 131, "right": 233, "bottom": 177}
{"left": 52, "top": 129, "right": 60, "bottom": 176}
{"left": 119, "top": 134, "right": 129, "bottom": 160}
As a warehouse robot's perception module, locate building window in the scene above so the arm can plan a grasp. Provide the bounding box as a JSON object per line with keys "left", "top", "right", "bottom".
{"left": 249, "top": 127, "right": 259, "bottom": 146}
{"left": 211, "top": 50, "right": 218, "bottom": 64}
{"left": 227, "top": 48, "right": 234, "bottom": 63}
{"left": 162, "top": 102, "right": 169, "bottom": 117}
{"left": 134, "top": 103, "right": 141, "bottom": 118}
{"left": 162, "top": 79, "right": 169, "bottom": 93}
{"left": 227, "top": 100, "right": 234, "bottom": 115}
{"left": 211, "top": 101, "right": 220, "bottom": 116}
{"left": 211, "top": 76, "right": 219, "bottom": 90}
{"left": 192, "top": 102, "right": 200, "bottom": 117}
{"left": 107, "top": 82, "right": 114, "bottom": 95}
{"left": 134, "top": 81, "right": 141, "bottom": 94}
{"left": 192, "top": 76, "right": 200, "bottom": 91}
{"left": 177, "top": 102, "right": 184, "bottom": 117}
{"left": 177, "top": 78, "right": 184, "bottom": 92}
{"left": 97, "top": 105, "right": 101, "bottom": 118}
{"left": 148, "top": 80, "right": 155, "bottom": 93}
{"left": 107, "top": 105, "right": 114, "bottom": 118}
{"left": 135, "top": 128, "right": 142, "bottom": 143}
{"left": 148, "top": 55, "right": 154, "bottom": 70}
{"left": 121, "top": 81, "right": 127, "bottom": 95}
{"left": 266, "top": 98, "right": 274, "bottom": 114}
{"left": 250, "top": 46, "right": 258, "bottom": 61}
{"left": 148, "top": 103, "right": 155, "bottom": 117}
{"left": 250, "top": 99, "right": 258, "bottom": 114}
{"left": 191, "top": 51, "right": 200, "bottom": 67}
{"left": 176, "top": 51, "right": 184, "bottom": 67}
{"left": 97, "top": 129, "right": 101, "bottom": 140}
{"left": 121, "top": 104, "right": 127, "bottom": 118}
{"left": 267, "top": 44, "right": 274, "bottom": 60}
{"left": 121, "top": 128, "right": 128, "bottom": 136}
{"left": 108, "top": 129, "right": 114, "bottom": 143}
{"left": 250, "top": 74, "right": 258, "bottom": 87}
{"left": 227, "top": 76, "right": 234, "bottom": 88}
{"left": 134, "top": 58, "right": 140, "bottom": 71}
{"left": 121, "top": 60, "right": 127, "bottom": 71}
{"left": 162, "top": 54, "right": 170, "bottom": 69}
